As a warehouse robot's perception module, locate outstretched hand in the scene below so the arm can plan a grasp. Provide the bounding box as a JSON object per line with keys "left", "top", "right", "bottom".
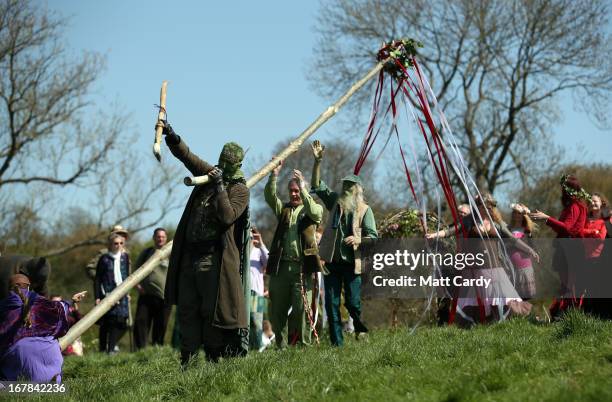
{"left": 311, "top": 140, "right": 325, "bottom": 161}
{"left": 271, "top": 158, "right": 283, "bottom": 176}
{"left": 293, "top": 169, "right": 306, "bottom": 189}
{"left": 71, "top": 291, "right": 87, "bottom": 303}
{"left": 529, "top": 210, "right": 549, "bottom": 221}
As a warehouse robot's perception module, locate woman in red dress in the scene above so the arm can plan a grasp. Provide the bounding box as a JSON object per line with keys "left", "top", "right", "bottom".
{"left": 530, "top": 174, "right": 589, "bottom": 319}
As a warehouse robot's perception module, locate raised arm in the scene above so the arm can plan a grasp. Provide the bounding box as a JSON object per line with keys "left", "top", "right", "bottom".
{"left": 310, "top": 140, "right": 324, "bottom": 189}
{"left": 264, "top": 161, "right": 284, "bottom": 218}
{"left": 531, "top": 203, "right": 584, "bottom": 238}
{"left": 310, "top": 141, "right": 339, "bottom": 210}
{"left": 163, "top": 123, "right": 214, "bottom": 176}
{"left": 545, "top": 209, "right": 581, "bottom": 236}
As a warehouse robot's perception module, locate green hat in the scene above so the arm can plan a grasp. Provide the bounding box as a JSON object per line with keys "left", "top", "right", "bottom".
{"left": 219, "top": 142, "right": 244, "bottom": 165}
{"left": 341, "top": 174, "right": 363, "bottom": 186}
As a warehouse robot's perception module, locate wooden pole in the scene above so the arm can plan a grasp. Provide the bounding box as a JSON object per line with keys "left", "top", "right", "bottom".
{"left": 153, "top": 81, "right": 168, "bottom": 162}
{"left": 59, "top": 242, "right": 172, "bottom": 350}
{"left": 184, "top": 59, "right": 387, "bottom": 187}
{"left": 58, "top": 60, "right": 387, "bottom": 351}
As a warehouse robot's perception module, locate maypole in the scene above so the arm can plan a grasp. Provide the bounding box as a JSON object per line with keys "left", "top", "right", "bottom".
{"left": 350, "top": 40, "right": 531, "bottom": 327}
{"left": 59, "top": 58, "right": 390, "bottom": 350}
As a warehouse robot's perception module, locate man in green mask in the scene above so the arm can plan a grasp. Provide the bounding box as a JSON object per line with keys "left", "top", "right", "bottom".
{"left": 161, "top": 122, "right": 250, "bottom": 366}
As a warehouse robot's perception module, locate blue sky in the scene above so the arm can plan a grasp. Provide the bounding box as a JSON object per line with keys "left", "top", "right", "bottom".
{"left": 50, "top": 1, "right": 328, "bottom": 164}
{"left": 46, "top": 1, "right": 610, "bottom": 229}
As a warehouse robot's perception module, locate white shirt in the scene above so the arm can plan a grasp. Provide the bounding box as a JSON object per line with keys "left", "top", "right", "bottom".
{"left": 249, "top": 245, "right": 269, "bottom": 296}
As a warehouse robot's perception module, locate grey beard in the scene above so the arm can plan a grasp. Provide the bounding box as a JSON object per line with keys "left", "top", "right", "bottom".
{"left": 338, "top": 190, "right": 356, "bottom": 212}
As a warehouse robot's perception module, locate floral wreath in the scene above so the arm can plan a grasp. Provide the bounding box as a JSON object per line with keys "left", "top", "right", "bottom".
{"left": 560, "top": 174, "right": 591, "bottom": 203}
{"left": 377, "top": 39, "right": 423, "bottom": 80}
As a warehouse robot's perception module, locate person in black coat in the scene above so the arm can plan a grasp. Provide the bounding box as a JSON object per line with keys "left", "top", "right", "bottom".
{"left": 94, "top": 233, "right": 130, "bottom": 353}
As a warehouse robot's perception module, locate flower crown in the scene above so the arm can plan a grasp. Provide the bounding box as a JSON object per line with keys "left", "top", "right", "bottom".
{"left": 560, "top": 174, "right": 591, "bottom": 202}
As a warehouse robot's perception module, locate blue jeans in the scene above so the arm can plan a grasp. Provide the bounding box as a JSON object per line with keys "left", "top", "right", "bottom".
{"left": 324, "top": 263, "right": 368, "bottom": 346}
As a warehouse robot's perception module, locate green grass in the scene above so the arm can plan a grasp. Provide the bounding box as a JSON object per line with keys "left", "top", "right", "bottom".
{"left": 7, "top": 311, "right": 612, "bottom": 402}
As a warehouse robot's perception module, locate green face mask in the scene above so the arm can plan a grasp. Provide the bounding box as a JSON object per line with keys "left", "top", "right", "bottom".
{"left": 218, "top": 159, "right": 244, "bottom": 181}
{"left": 217, "top": 142, "right": 245, "bottom": 181}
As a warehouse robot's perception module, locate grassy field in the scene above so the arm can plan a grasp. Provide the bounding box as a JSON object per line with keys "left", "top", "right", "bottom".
{"left": 6, "top": 311, "right": 612, "bottom": 402}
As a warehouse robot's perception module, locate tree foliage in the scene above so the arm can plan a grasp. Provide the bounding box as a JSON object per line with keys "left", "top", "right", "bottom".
{"left": 310, "top": 0, "right": 611, "bottom": 194}
{"left": 0, "top": 0, "right": 109, "bottom": 189}
{"left": 0, "top": 0, "right": 181, "bottom": 256}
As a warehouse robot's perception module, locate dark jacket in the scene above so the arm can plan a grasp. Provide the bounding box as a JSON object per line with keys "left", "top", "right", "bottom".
{"left": 267, "top": 204, "right": 321, "bottom": 276}
{"left": 164, "top": 135, "right": 250, "bottom": 330}
{"left": 94, "top": 252, "right": 130, "bottom": 318}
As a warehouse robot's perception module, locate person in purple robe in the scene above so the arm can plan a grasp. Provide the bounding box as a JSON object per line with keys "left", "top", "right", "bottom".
{"left": 0, "top": 274, "right": 84, "bottom": 383}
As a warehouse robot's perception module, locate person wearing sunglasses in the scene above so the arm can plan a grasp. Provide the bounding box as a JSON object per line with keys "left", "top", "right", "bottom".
{"left": 84, "top": 225, "right": 130, "bottom": 281}
{"left": 94, "top": 233, "right": 131, "bottom": 353}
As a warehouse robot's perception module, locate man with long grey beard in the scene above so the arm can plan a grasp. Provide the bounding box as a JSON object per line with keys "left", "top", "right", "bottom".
{"left": 310, "top": 140, "right": 378, "bottom": 347}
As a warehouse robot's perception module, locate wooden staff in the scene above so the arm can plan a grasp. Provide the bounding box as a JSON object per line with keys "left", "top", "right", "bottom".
{"left": 153, "top": 81, "right": 168, "bottom": 162}
{"left": 58, "top": 59, "right": 388, "bottom": 351}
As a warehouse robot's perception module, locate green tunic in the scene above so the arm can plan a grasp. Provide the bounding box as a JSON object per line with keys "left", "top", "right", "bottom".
{"left": 264, "top": 174, "right": 324, "bottom": 258}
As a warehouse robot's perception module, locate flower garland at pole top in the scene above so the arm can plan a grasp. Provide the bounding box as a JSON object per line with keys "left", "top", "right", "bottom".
{"left": 353, "top": 38, "right": 462, "bottom": 235}
{"left": 353, "top": 39, "right": 512, "bottom": 326}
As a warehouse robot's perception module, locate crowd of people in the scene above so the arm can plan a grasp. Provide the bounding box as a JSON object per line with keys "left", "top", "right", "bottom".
{"left": 1, "top": 123, "right": 610, "bottom": 382}
{"left": 0, "top": 225, "right": 172, "bottom": 381}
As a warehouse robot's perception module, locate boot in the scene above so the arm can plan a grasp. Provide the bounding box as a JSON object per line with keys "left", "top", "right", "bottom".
{"left": 204, "top": 346, "right": 221, "bottom": 363}
{"left": 180, "top": 350, "right": 196, "bottom": 370}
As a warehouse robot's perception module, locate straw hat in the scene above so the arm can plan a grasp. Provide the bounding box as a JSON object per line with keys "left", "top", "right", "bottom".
{"left": 110, "top": 225, "right": 129, "bottom": 240}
